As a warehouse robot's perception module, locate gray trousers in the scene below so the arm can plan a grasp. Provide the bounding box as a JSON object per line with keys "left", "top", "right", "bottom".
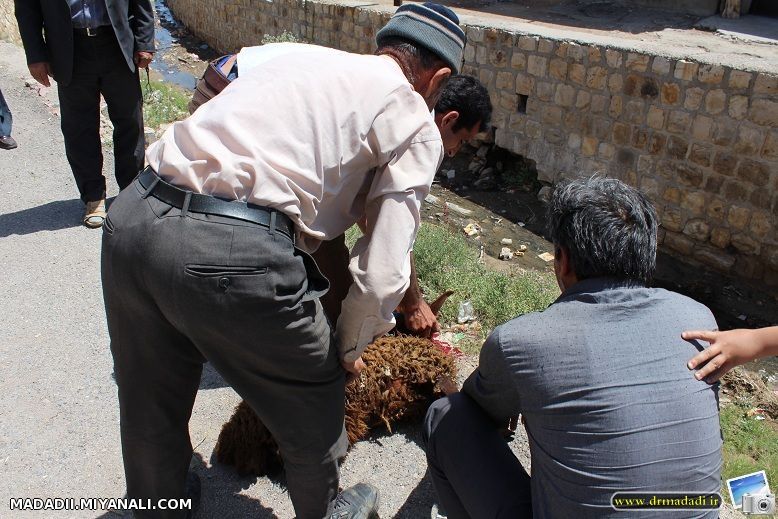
{"left": 101, "top": 178, "right": 348, "bottom": 518}
{"left": 423, "top": 393, "right": 532, "bottom": 519}
{"left": 0, "top": 86, "right": 11, "bottom": 137}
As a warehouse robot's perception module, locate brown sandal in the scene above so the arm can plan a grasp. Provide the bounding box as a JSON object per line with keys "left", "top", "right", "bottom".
{"left": 83, "top": 199, "right": 106, "bottom": 228}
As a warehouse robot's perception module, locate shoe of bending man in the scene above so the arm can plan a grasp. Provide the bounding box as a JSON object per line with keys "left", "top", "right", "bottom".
{"left": 101, "top": 3, "right": 465, "bottom": 518}
{"left": 424, "top": 177, "right": 723, "bottom": 518}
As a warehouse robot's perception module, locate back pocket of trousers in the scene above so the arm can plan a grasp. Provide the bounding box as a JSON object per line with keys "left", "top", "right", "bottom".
{"left": 184, "top": 264, "right": 268, "bottom": 277}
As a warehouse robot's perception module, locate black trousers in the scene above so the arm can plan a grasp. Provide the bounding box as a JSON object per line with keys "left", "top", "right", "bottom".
{"left": 102, "top": 177, "right": 348, "bottom": 518}
{"left": 423, "top": 393, "right": 533, "bottom": 519}
{"left": 58, "top": 30, "right": 144, "bottom": 203}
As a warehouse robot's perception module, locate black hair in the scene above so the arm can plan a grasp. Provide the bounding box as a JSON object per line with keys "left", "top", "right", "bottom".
{"left": 376, "top": 37, "right": 447, "bottom": 87}
{"left": 547, "top": 176, "right": 659, "bottom": 285}
{"left": 435, "top": 75, "right": 492, "bottom": 132}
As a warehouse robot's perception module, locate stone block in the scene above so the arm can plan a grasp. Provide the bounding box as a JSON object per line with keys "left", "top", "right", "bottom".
{"left": 732, "top": 235, "right": 761, "bottom": 256}
{"left": 667, "top": 135, "right": 689, "bottom": 160}
{"left": 676, "top": 162, "right": 703, "bottom": 187}
{"left": 511, "top": 52, "right": 527, "bottom": 71}
{"left": 624, "top": 99, "right": 645, "bottom": 123}
{"left": 542, "top": 105, "right": 563, "bottom": 125}
{"left": 632, "top": 128, "right": 648, "bottom": 149}
{"left": 712, "top": 119, "right": 737, "bottom": 146}
{"left": 712, "top": 151, "right": 738, "bottom": 176}
{"left": 667, "top": 111, "right": 692, "bottom": 134}
{"left": 479, "top": 69, "right": 494, "bottom": 88}
{"left": 476, "top": 45, "right": 488, "bottom": 65}
{"left": 704, "top": 90, "right": 727, "bottom": 115}
{"left": 545, "top": 128, "right": 565, "bottom": 144}
{"left": 691, "top": 115, "right": 712, "bottom": 141}
{"left": 576, "top": 90, "right": 591, "bottom": 110}
{"left": 496, "top": 71, "right": 515, "bottom": 91}
{"left": 568, "top": 133, "right": 582, "bottom": 150}
{"left": 663, "top": 186, "right": 681, "bottom": 204}
{"left": 750, "top": 211, "right": 772, "bottom": 239}
{"left": 674, "top": 60, "right": 699, "bottom": 81}
{"left": 728, "top": 70, "right": 752, "bottom": 90}
{"left": 599, "top": 142, "right": 616, "bottom": 159}
{"left": 697, "top": 64, "right": 725, "bottom": 84}
{"left": 554, "top": 84, "right": 577, "bottom": 107}
{"left": 637, "top": 155, "right": 654, "bottom": 175}
{"left": 722, "top": 179, "right": 750, "bottom": 204}
{"left": 664, "top": 230, "right": 695, "bottom": 255}
{"left": 536, "top": 81, "right": 554, "bottom": 101}
{"left": 652, "top": 56, "right": 672, "bottom": 75}
{"left": 528, "top": 55, "right": 548, "bottom": 77}
{"left": 526, "top": 120, "right": 543, "bottom": 139}
{"left": 608, "top": 73, "right": 624, "bottom": 94}
{"left": 736, "top": 159, "right": 770, "bottom": 187}
{"left": 490, "top": 49, "right": 508, "bottom": 68}
{"left": 690, "top": 143, "right": 712, "bottom": 167}
{"left": 606, "top": 49, "right": 623, "bottom": 68}
{"left": 591, "top": 94, "right": 609, "bottom": 114}
{"left": 555, "top": 42, "right": 569, "bottom": 58}
{"left": 683, "top": 219, "right": 711, "bottom": 241}
{"left": 707, "top": 197, "right": 726, "bottom": 221}
{"left": 727, "top": 205, "right": 751, "bottom": 230}
{"left": 518, "top": 35, "right": 538, "bottom": 51}
{"left": 464, "top": 44, "right": 476, "bottom": 64}
{"left": 582, "top": 136, "right": 598, "bottom": 157}
{"left": 748, "top": 99, "right": 778, "bottom": 127}
{"left": 684, "top": 87, "right": 704, "bottom": 111}
{"left": 662, "top": 211, "right": 685, "bottom": 233}
{"left": 538, "top": 38, "right": 555, "bottom": 55}
{"left": 569, "top": 63, "right": 586, "bottom": 85}
{"left": 623, "top": 74, "right": 640, "bottom": 96}
{"left": 734, "top": 125, "right": 765, "bottom": 156}
{"left": 728, "top": 95, "right": 749, "bottom": 120}
{"left": 661, "top": 83, "right": 681, "bottom": 105}
{"left": 640, "top": 176, "right": 660, "bottom": 198}
{"left": 588, "top": 46, "right": 602, "bottom": 63}
{"left": 681, "top": 191, "right": 706, "bottom": 215}
{"left": 515, "top": 74, "right": 534, "bottom": 96}
{"left": 625, "top": 53, "right": 649, "bottom": 72}
{"left": 763, "top": 130, "right": 778, "bottom": 161}
{"left": 466, "top": 26, "right": 485, "bottom": 43}
{"left": 586, "top": 67, "right": 608, "bottom": 90}
{"left": 710, "top": 227, "right": 731, "bottom": 249}
{"left": 647, "top": 106, "right": 665, "bottom": 130}
{"left": 549, "top": 59, "right": 568, "bottom": 80}
{"left": 753, "top": 73, "right": 778, "bottom": 95}
{"left": 567, "top": 43, "right": 585, "bottom": 62}
{"left": 694, "top": 248, "right": 736, "bottom": 272}
{"left": 612, "top": 122, "right": 631, "bottom": 145}
{"left": 609, "top": 96, "right": 623, "bottom": 118}
{"left": 648, "top": 133, "right": 666, "bottom": 155}
{"left": 500, "top": 91, "right": 519, "bottom": 111}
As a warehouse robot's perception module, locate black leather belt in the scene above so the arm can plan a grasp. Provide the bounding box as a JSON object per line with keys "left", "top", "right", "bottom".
{"left": 73, "top": 26, "right": 113, "bottom": 37}
{"left": 137, "top": 167, "right": 295, "bottom": 241}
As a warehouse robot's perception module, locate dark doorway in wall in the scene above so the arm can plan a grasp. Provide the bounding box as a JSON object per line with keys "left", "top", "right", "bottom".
{"left": 750, "top": 0, "right": 778, "bottom": 17}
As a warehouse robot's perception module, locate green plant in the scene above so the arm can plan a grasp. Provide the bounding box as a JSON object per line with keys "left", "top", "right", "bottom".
{"left": 141, "top": 79, "right": 190, "bottom": 129}
{"left": 261, "top": 31, "right": 304, "bottom": 44}
{"left": 719, "top": 404, "right": 778, "bottom": 489}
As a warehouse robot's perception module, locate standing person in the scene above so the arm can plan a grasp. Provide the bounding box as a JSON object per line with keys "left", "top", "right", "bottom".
{"left": 14, "top": 0, "right": 154, "bottom": 228}
{"left": 0, "top": 86, "right": 16, "bottom": 150}
{"left": 424, "top": 177, "right": 722, "bottom": 519}
{"left": 101, "top": 3, "right": 466, "bottom": 518}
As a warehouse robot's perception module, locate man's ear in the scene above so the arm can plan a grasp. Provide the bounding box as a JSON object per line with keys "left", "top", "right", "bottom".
{"left": 421, "top": 67, "right": 452, "bottom": 108}
{"left": 554, "top": 246, "right": 578, "bottom": 292}
{"left": 440, "top": 110, "right": 460, "bottom": 129}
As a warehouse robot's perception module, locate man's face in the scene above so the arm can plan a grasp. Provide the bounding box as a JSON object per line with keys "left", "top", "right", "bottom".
{"left": 436, "top": 111, "right": 481, "bottom": 157}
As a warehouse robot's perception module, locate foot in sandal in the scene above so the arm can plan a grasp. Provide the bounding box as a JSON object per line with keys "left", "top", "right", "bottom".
{"left": 83, "top": 198, "right": 106, "bottom": 228}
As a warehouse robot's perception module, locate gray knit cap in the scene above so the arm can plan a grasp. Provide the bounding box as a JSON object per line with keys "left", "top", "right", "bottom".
{"left": 376, "top": 2, "right": 466, "bottom": 74}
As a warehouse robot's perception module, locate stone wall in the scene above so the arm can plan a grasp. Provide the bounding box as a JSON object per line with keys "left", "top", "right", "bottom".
{"left": 138, "top": 0, "right": 778, "bottom": 286}
{"left": 0, "top": 0, "right": 21, "bottom": 45}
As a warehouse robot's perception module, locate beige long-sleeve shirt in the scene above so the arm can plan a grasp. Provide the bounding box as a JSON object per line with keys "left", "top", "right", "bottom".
{"left": 146, "top": 45, "right": 444, "bottom": 362}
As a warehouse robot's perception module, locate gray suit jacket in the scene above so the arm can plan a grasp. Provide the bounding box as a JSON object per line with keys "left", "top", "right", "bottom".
{"left": 14, "top": 0, "right": 155, "bottom": 86}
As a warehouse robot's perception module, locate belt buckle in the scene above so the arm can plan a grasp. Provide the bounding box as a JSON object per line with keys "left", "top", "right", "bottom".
{"left": 86, "top": 27, "right": 98, "bottom": 37}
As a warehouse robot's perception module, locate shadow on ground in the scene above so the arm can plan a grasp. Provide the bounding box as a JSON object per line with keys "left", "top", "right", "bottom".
{"left": 0, "top": 199, "right": 85, "bottom": 237}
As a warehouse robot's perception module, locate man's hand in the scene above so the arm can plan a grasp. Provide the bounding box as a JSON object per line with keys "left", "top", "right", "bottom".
{"left": 341, "top": 356, "right": 366, "bottom": 385}
{"left": 28, "top": 62, "right": 51, "bottom": 87}
{"left": 134, "top": 51, "right": 154, "bottom": 69}
{"left": 402, "top": 299, "right": 440, "bottom": 338}
{"left": 683, "top": 328, "right": 763, "bottom": 383}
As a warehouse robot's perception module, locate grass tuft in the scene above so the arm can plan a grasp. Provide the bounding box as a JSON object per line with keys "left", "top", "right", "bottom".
{"left": 141, "top": 79, "right": 190, "bottom": 130}
{"left": 719, "top": 404, "right": 778, "bottom": 488}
